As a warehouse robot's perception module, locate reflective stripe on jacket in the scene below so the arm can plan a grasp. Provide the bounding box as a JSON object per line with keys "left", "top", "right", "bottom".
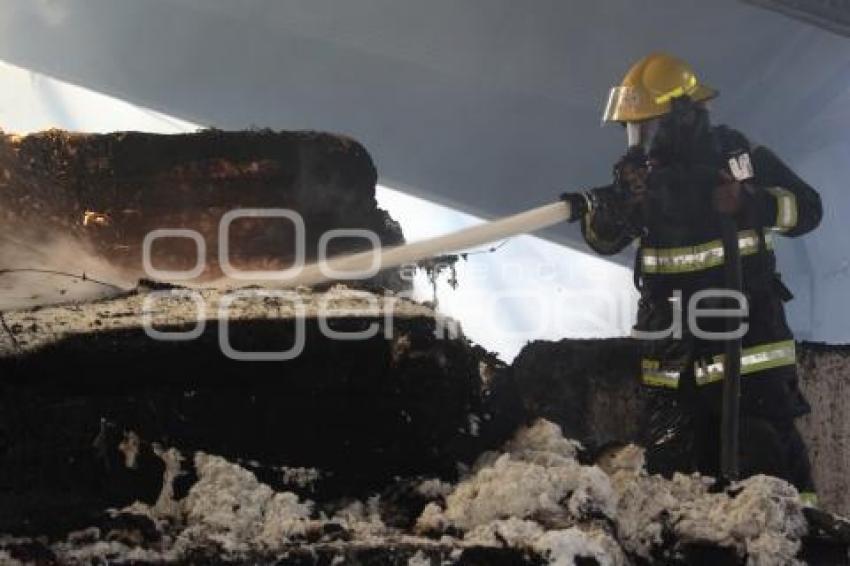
{"left": 641, "top": 229, "right": 774, "bottom": 274}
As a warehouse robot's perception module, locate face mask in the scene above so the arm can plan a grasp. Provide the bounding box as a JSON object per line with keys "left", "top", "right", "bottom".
{"left": 649, "top": 98, "right": 713, "bottom": 163}
{"left": 625, "top": 118, "right": 660, "bottom": 151}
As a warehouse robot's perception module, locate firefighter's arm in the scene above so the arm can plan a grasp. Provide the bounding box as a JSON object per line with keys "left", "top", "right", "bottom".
{"left": 561, "top": 186, "right": 641, "bottom": 255}
{"left": 748, "top": 146, "right": 823, "bottom": 237}
{"left": 582, "top": 187, "right": 642, "bottom": 255}
{"left": 561, "top": 148, "right": 647, "bottom": 255}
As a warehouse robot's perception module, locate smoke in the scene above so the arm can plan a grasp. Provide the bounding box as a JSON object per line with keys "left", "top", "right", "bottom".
{"left": 0, "top": 227, "right": 135, "bottom": 311}
{"left": 0, "top": 201, "right": 572, "bottom": 310}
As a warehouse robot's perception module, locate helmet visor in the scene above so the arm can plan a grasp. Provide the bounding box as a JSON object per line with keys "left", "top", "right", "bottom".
{"left": 602, "top": 86, "right": 641, "bottom": 123}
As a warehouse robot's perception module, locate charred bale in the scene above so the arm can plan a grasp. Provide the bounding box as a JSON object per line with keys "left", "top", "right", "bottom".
{"left": 0, "top": 129, "right": 405, "bottom": 287}
{"left": 797, "top": 343, "right": 850, "bottom": 517}
{"left": 512, "top": 337, "right": 850, "bottom": 522}
{"left": 0, "top": 288, "right": 514, "bottom": 535}
{"left": 510, "top": 338, "right": 645, "bottom": 453}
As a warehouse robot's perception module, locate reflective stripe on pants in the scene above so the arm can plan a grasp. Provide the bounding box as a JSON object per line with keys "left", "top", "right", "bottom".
{"left": 641, "top": 359, "right": 681, "bottom": 389}
{"left": 641, "top": 340, "right": 796, "bottom": 389}
{"left": 694, "top": 340, "right": 796, "bottom": 386}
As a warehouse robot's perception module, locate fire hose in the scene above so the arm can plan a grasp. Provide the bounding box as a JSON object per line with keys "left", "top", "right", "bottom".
{"left": 291, "top": 200, "right": 573, "bottom": 287}
{"left": 719, "top": 214, "right": 743, "bottom": 482}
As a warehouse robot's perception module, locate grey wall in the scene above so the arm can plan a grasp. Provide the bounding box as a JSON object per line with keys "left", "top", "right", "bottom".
{"left": 0, "top": 0, "right": 847, "bottom": 342}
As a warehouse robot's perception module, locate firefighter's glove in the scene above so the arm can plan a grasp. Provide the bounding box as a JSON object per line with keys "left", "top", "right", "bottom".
{"left": 560, "top": 191, "right": 592, "bottom": 222}
{"left": 614, "top": 147, "right": 650, "bottom": 204}
{"left": 713, "top": 170, "right": 743, "bottom": 215}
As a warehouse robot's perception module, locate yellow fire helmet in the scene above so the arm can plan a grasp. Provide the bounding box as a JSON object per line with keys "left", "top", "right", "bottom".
{"left": 602, "top": 53, "right": 718, "bottom": 124}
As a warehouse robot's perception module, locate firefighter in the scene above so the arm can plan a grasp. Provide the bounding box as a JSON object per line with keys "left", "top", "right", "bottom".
{"left": 562, "top": 53, "right": 822, "bottom": 503}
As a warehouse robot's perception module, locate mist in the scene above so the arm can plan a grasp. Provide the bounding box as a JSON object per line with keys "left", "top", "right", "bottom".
{"left": 0, "top": 226, "right": 134, "bottom": 310}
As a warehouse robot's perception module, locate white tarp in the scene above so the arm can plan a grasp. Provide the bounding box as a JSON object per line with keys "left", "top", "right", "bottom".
{"left": 0, "top": 0, "right": 847, "bottom": 343}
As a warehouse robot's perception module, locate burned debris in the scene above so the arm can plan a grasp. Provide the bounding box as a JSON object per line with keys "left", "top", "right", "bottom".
{"left": 0, "top": 128, "right": 406, "bottom": 288}
{"left": 0, "top": 128, "right": 848, "bottom": 565}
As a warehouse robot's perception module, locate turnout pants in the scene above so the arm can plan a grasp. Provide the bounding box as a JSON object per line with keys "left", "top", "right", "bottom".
{"left": 642, "top": 385, "right": 815, "bottom": 493}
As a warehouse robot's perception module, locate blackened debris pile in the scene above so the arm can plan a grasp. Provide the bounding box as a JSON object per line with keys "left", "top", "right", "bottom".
{"left": 1, "top": 297, "right": 849, "bottom": 564}
{"left": 0, "top": 414, "right": 839, "bottom": 566}
{"left": 2, "top": 127, "right": 849, "bottom": 564}
{"left": 513, "top": 337, "right": 850, "bottom": 521}
{"left": 511, "top": 338, "right": 646, "bottom": 454}
{"left": 0, "top": 286, "right": 518, "bottom": 537}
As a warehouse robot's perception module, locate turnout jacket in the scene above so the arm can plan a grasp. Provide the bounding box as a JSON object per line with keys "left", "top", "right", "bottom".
{"left": 582, "top": 126, "right": 822, "bottom": 418}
